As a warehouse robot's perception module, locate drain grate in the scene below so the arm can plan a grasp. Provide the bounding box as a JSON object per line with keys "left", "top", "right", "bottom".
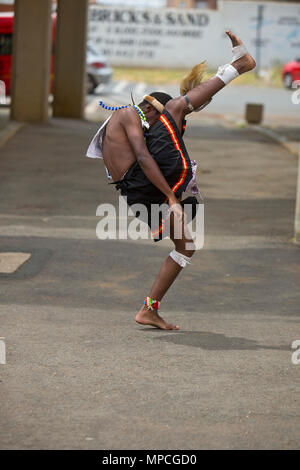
{"left": 0, "top": 252, "right": 32, "bottom": 273}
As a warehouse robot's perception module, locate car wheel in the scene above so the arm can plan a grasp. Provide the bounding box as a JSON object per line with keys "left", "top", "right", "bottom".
{"left": 86, "top": 74, "right": 96, "bottom": 94}
{"left": 283, "top": 73, "right": 293, "bottom": 89}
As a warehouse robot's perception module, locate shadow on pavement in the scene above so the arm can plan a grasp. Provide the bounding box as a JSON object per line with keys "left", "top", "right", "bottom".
{"left": 142, "top": 330, "right": 291, "bottom": 351}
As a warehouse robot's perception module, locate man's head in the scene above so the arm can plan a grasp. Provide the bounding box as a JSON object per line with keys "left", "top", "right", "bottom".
{"left": 138, "top": 92, "right": 173, "bottom": 127}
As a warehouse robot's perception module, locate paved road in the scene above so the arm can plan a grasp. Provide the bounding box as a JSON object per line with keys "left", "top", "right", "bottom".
{"left": 0, "top": 114, "right": 299, "bottom": 449}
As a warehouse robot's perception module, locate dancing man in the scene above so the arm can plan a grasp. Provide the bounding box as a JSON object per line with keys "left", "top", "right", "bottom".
{"left": 87, "top": 31, "right": 256, "bottom": 330}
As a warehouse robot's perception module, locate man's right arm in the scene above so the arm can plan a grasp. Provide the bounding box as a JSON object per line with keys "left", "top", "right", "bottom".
{"left": 121, "top": 108, "right": 180, "bottom": 208}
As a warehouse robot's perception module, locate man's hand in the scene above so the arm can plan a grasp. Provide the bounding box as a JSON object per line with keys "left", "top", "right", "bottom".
{"left": 168, "top": 193, "right": 184, "bottom": 222}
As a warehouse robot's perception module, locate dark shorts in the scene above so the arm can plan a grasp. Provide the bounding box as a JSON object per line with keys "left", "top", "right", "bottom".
{"left": 123, "top": 193, "right": 199, "bottom": 242}
{"left": 112, "top": 108, "right": 196, "bottom": 241}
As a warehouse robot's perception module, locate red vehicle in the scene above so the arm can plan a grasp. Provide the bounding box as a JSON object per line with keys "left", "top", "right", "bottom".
{"left": 282, "top": 58, "right": 300, "bottom": 88}
{"left": 0, "top": 12, "right": 56, "bottom": 96}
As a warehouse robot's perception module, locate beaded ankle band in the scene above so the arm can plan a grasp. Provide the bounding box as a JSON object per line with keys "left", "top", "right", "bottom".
{"left": 144, "top": 297, "right": 160, "bottom": 311}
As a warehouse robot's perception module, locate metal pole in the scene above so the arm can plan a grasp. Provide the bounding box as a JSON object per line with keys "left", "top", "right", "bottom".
{"left": 255, "top": 4, "right": 264, "bottom": 77}
{"left": 295, "top": 144, "right": 300, "bottom": 243}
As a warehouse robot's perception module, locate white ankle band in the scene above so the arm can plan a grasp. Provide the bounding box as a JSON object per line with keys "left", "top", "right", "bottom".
{"left": 215, "top": 63, "right": 239, "bottom": 85}
{"left": 169, "top": 250, "right": 192, "bottom": 268}
{"left": 215, "top": 42, "right": 248, "bottom": 85}
{"left": 231, "top": 44, "right": 247, "bottom": 63}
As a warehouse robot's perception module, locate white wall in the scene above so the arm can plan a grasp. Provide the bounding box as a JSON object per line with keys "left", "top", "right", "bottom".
{"left": 88, "top": 1, "right": 300, "bottom": 68}
{"left": 95, "top": 0, "right": 166, "bottom": 7}
{"left": 221, "top": 1, "right": 300, "bottom": 68}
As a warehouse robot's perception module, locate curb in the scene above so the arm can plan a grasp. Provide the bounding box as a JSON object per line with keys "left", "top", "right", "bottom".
{"left": 0, "top": 121, "right": 25, "bottom": 149}
{"left": 219, "top": 114, "right": 299, "bottom": 157}
{"left": 252, "top": 125, "right": 299, "bottom": 157}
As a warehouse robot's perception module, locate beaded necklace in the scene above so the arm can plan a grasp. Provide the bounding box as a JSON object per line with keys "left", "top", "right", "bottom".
{"left": 99, "top": 100, "right": 147, "bottom": 125}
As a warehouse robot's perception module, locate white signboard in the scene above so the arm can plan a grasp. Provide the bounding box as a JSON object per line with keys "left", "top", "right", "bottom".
{"left": 88, "top": 6, "right": 224, "bottom": 67}
{"left": 88, "top": 1, "right": 300, "bottom": 68}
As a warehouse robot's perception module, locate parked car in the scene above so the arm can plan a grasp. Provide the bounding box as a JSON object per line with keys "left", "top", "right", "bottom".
{"left": 86, "top": 43, "right": 113, "bottom": 94}
{"left": 282, "top": 58, "right": 300, "bottom": 88}
{"left": 0, "top": 12, "right": 56, "bottom": 95}
{"left": 0, "top": 13, "right": 112, "bottom": 96}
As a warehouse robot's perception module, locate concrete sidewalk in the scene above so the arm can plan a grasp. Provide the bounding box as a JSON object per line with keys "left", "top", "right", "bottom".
{"left": 256, "top": 123, "right": 299, "bottom": 157}
{"left": 0, "top": 116, "right": 299, "bottom": 449}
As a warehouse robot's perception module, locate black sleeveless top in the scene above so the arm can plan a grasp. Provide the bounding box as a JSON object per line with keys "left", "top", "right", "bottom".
{"left": 115, "top": 108, "right": 193, "bottom": 205}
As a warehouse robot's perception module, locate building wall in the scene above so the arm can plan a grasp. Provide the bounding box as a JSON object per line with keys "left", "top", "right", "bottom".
{"left": 167, "top": 0, "right": 300, "bottom": 6}
{"left": 88, "top": 0, "right": 300, "bottom": 68}
{"left": 167, "top": 0, "right": 218, "bottom": 8}
{"left": 0, "top": 2, "right": 14, "bottom": 12}
{"left": 167, "top": 0, "right": 195, "bottom": 8}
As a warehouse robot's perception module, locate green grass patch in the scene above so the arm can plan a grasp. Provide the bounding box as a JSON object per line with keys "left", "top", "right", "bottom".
{"left": 113, "top": 67, "right": 192, "bottom": 85}
{"left": 113, "top": 65, "right": 284, "bottom": 88}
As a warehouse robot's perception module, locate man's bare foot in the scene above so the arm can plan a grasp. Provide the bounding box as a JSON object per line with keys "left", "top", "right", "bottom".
{"left": 135, "top": 305, "right": 180, "bottom": 330}
{"left": 226, "top": 30, "right": 256, "bottom": 74}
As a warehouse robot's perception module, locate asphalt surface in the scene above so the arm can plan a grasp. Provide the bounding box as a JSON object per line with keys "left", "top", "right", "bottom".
{"left": 0, "top": 114, "right": 299, "bottom": 449}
